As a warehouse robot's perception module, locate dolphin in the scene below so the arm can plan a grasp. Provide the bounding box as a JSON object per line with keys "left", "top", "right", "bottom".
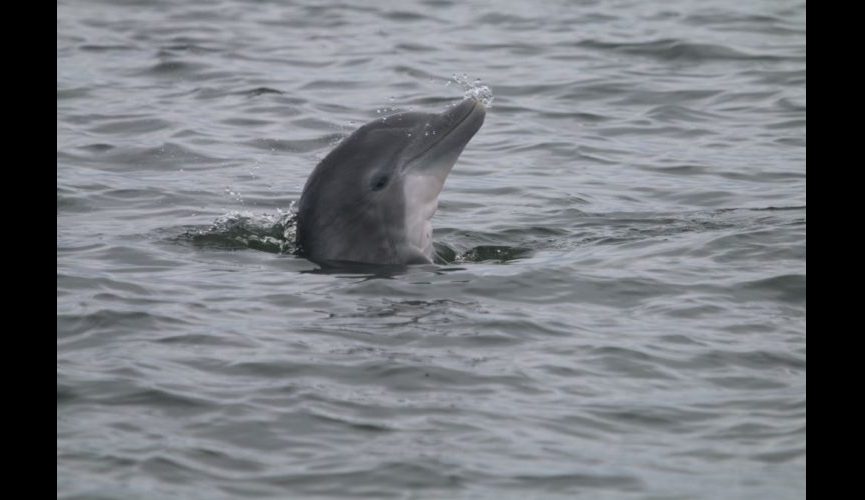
{"left": 296, "top": 98, "right": 485, "bottom": 266}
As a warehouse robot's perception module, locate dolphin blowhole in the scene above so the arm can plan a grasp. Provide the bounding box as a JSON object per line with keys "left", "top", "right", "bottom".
{"left": 296, "top": 98, "right": 485, "bottom": 266}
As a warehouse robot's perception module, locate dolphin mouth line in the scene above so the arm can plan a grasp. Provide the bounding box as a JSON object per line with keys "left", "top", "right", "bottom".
{"left": 403, "top": 100, "right": 481, "bottom": 167}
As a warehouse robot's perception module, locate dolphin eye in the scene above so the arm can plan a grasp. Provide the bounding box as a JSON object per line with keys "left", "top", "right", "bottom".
{"left": 370, "top": 174, "right": 389, "bottom": 191}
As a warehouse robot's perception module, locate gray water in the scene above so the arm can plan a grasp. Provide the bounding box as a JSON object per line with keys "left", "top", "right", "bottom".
{"left": 57, "top": 0, "right": 806, "bottom": 498}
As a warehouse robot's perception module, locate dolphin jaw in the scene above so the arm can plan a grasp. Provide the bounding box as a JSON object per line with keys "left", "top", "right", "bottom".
{"left": 402, "top": 171, "right": 446, "bottom": 260}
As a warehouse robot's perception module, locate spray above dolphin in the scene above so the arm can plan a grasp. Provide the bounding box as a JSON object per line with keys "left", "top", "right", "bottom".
{"left": 296, "top": 97, "right": 486, "bottom": 266}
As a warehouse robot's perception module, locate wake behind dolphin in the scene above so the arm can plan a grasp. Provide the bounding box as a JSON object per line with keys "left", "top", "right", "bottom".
{"left": 296, "top": 98, "right": 485, "bottom": 266}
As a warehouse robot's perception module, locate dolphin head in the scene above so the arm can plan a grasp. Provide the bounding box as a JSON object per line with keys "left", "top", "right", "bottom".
{"left": 297, "top": 98, "right": 485, "bottom": 266}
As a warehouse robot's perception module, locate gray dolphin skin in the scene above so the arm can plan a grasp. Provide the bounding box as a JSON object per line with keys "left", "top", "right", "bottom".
{"left": 296, "top": 98, "right": 485, "bottom": 266}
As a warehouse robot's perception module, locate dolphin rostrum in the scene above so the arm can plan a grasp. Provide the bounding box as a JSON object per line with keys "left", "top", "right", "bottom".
{"left": 296, "top": 98, "right": 485, "bottom": 266}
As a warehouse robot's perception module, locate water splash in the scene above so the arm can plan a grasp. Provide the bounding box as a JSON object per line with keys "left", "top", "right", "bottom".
{"left": 184, "top": 203, "right": 298, "bottom": 254}
{"left": 451, "top": 73, "right": 495, "bottom": 107}
{"left": 433, "top": 242, "right": 531, "bottom": 264}
{"left": 224, "top": 186, "right": 244, "bottom": 204}
{"left": 376, "top": 98, "right": 401, "bottom": 120}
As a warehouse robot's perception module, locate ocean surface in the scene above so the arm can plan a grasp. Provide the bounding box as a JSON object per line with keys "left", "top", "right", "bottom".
{"left": 57, "top": 0, "right": 806, "bottom": 498}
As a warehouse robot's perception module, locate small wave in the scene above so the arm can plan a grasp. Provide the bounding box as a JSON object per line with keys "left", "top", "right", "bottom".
{"left": 576, "top": 38, "right": 785, "bottom": 62}
{"left": 244, "top": 135, "right": 343, "bottom": 153}
{"left": 142, "top": 60, "right": 209, "bottom": 76}
{"left": 238, "top": 87, "right": 284, "bottom": 97}
{"left": 81, "top": 142, "right": 223, "bottom": 171}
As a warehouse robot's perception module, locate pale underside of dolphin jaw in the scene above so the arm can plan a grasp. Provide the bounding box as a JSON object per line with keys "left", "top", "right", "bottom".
{"left": 402, "top": 172, "right": 444, "bottom": 261}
